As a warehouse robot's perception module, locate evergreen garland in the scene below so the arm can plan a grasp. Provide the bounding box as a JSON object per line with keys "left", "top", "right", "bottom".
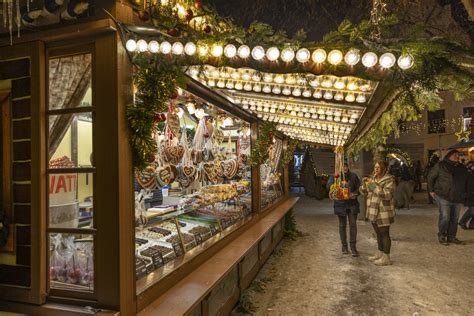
{"left": 249, "top": 122, "right": 277, "bottom": 166}
{"left": 282, "top": 139, "right": 299, "bottom": 165}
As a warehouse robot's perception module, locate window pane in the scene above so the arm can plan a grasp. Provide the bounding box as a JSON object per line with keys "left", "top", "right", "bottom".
{"left": 49, "top": 173, "right": 93, "bottom": 229}
{"left": 49, "top": 53, "right": 92, "bottom": 110}
{"left": 49, "top": 113, "right": 93, "bottom": 168}
{"left": 49, "top": 233, "right": 94, "bottom": 292}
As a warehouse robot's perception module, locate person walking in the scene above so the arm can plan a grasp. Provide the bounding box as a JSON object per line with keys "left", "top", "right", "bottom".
{"left": 359, "top": 160, "right": 396, "bottom": 266}
{"left": 459, "top": 162, "right": 474, "bottom": 230}
{"left": 425, "top": 155, "right": 440, "bottom": 204}
{"left": 327, "top": 163, "right": 361, "bottom": 256}
{"left": 428, "top": 149, "right": 467, "bottom": 245}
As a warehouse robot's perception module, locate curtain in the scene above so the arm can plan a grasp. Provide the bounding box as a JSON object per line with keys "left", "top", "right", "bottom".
{"left": 48, "top": 54, "right": 92, "bottom": 160}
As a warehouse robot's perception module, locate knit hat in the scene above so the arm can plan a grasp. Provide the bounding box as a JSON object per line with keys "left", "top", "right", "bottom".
{"left": 444, "top": 149, "right": 460, "bottom": 160}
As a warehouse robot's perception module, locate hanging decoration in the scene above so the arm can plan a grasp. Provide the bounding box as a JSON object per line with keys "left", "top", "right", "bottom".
{"left": 281, "top": 139, "right": 299, "bottom": 165}
{"left": 455, "top": 124, "right": 471, "bottom": 142}
{"left": 369, "top": 0, "right": 388, "bottom": 41}
{"left": 329, "top": 146, "right": 351, "bottom": 200}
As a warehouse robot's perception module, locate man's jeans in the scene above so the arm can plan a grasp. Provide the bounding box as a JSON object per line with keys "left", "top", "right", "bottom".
{"left": 338, "top": 210, "right": 358, "bottom": 246}
{"left": 459, "top": 206, "right": 474, "bottom": 228}
{"left": 435, "top": 196, "right": 462, "bottom": 240}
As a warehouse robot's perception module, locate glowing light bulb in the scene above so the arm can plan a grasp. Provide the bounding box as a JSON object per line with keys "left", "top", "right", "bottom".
{"left": 224, "top": 44, "right": 237, "bottom": 58}
{"left": 312, "top": 48, "right": 326, "bottom": 63}
{"left": 345, "top": 94, "right": 355, "bottom": 102}
{"left": 160, "top": 41, "right": 172, "bottom": 54}
{"left": 137, "top": 39, "right": 148, "bottom": 52}
{"left": 334, "top": 81, "right": 345, "bottom": 89}
{"left": 313, "top": 90, "right": 322, "bottom": 98}
{"left": 281, "top": 48, "right": 295, "bottom": 62}
{"left": 282, "top": 87, "right": 291, "bottom": 95}
{"left": 263, "top": 85, "right": 271, "bottom": 93}
{"left": 237, "top": 45, "right": 250, "bottom": 58}
{"left": 356, "top": 94, "right": 366, "bottom": 103}
{"left": 171, "top": 42, "right": 184, "bottom": 55}
{"left": 328, "top": 50, "right": 343, "bottom": 65}
{"left": 235, "top": 82, "right": 243, "bottom": 90}
{"left": 266, "top": 47, "right": 280, "bottom": 61}
{"left": 296, "top": 48, "right": 310, "bottom": 63}
{"left": 398, "top": 54, "right": 414, "bottom": 70}
{"left": 292, "top": 88, "right": 301, "bottom": 97}
{"left": 251, "top": 46, "right": 265, "bottom": 60}
{"left": 362, "top": 52, "right": 378, "bottom": 67}
{"left": 184, "top": 42, "right": 196, "bottom": 55}
{"left": 344, "top": 49, "right": 360, "bottom": 65}
{"left": 324, "top": 91, "right": 333, "bottom": 99}
{"left": 379, "top": 52, "right": 396, "bottom": 68}
{"left": 126, "top": 39, "right": 137, "bottom": 52}
{"left": 148, "top": 40, "right": 159, "bottom": 53}
{"left": 198, "top": 45, "right": 208, "bottom": 56}
{"left": 211, "top": 45, "right": 223, "bottom": 57}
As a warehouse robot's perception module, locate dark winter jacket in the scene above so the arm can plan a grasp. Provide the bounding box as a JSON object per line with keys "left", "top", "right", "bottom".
{"left": 326, "top": 171, "right": 361, "bottom": 215}
{"left": 427, "top": 159, "right": 467, "bottom": 203}
{"left": 465, "top": 170, "right": 474, "bottom": 207}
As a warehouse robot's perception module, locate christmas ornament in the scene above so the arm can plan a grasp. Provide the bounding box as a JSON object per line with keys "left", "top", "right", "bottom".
{"left": 185, "top": 8, "right": 193, "bottom": 21}
{"left": 455, "top": 126, "right": 470, "bottom": 142}
{"left": 203, "top": 24, "right": 211, "bottom": 33}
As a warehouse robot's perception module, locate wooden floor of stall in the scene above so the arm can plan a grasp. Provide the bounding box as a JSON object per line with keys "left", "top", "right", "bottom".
{"left": 138, "top": 197, "right": 299, "bottom": 316}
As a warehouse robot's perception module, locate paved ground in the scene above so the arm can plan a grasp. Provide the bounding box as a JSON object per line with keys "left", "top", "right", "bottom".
{"left": 235, "top": 192, "right": 474, "bottom": 316}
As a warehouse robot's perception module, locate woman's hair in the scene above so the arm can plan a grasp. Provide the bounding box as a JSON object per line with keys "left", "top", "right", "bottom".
{"left": 374, "top": 160, "right": 388, "bottom": 175}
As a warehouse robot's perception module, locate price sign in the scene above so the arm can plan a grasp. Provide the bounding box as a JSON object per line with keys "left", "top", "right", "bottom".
{"left": 194, "top": 233, "right": 203, "bottom": 245}
{"left": 173, "top": 243, "right": 184, "bottom": 257}
{"left": 151, "top": 252, "right": 164, "bottom": 268}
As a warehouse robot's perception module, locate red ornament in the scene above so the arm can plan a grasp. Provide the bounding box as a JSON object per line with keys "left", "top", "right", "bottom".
{"left": 335, "top": 174, "right": 340, "bottom": 179}
{"left": 204, "top": 132, "right": 210, "bottom": 138}
{"left": 185, "top": 9, "right": 194, "bottom": 21}
{"left": 195, "top": 0, "right": 203, "bottom": 9}
{"left": 203, "top": 24, "right": 211, "bottom": 33}
{"left": 167, "top": 27, "right": 180, "bottom": 37}
{"left": 138, "top": 10, "right": 150, "bottom": 22}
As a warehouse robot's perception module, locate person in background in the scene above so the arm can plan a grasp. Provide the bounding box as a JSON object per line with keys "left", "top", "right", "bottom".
{"left": 428, "top": 149, "right": 467, "bottom": 245}
{"left": 359, "top": 160, "right": 396, "bottom": 266}
{"left": 460, "top": 162, "right": 474, "bottom": 230}
{"left": 413, "top": 160, "right": 423, "bottom": 192}
{"left": 327, "top": 163, "right": 361, "bottom": 257}
{"left": 424, "top": 154, "right": 440, "bottom": 204}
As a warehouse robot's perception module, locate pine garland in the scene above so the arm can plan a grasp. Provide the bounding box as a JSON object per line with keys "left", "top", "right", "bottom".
{"left": 249, "top": 122, "right": 277, "bottom": 167}
{"left": 282, "top": 139, "right": 299, "bottom": 165}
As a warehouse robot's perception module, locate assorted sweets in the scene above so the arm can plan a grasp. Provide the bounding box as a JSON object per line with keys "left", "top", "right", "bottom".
{"left": 134, "top": 98, "right": 252, "bottom": 280}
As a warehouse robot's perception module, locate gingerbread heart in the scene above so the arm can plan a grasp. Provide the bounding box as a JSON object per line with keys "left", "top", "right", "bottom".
{"left": 165, "top": 146, "right": 178, "bottom": 160}
{"left": 203, "top": 161, "right": 215, "bottom": 178}
{"left": 183, "top": 165, "right": 197, "bottom": 178}
{"left": 167, "top": 113, "right": 181, "bottom": 137}
{"left": 156, "top": 165, "right": 177, "bottom": 187}
{"left": 176, "top": 145, "right": 185, "bottom": 161}
{"left": 177, "top": 175, "right": 191, "bottom": 189}
{"left": 222, "top": 159, "right": 238, "bottom": 179}
{"left": 212, "top": 128, "right": 224, "bottom": 144}
{"left": 214, "top": 160, "right": 224, "bottom": 177}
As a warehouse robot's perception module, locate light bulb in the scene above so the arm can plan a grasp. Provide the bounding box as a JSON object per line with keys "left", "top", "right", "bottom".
{"left": 195, "top": 108, "right": 206, "bottom": 119}
{"left": 189, "top": 67, "right": 199, "bottom": 77}
{"left": 347, "top": 82, "right": 357, "bottom": 90}
{"left": 292, "top": 88, "right": 301, "bottom": 96}
{"left": 281, "top": 48, "right": 295, "bottom": 62}
{"left": 312, "top": 48, "right": 326, "bottom": 63}
{"left": 362, "top": 52, "right": 378, "bottom": 67}
{"left": 266, "top": 47, "right": 280, "bottom": 61}
{"left": 148, "top": 40, "right": 160, "bottom": 53}
{"left": 313, "top": 90, "right": 322, "bottom": 98}
{"left": 334, "top": 80, "right": 345, "bottom": 89}
{"left": 398, "top": 54, "right": 414, "bottom": 70}
{"left": 344, "top": 49, "right": 360, "bottom": 65}
{"left": 302, "top": 90, "right": 311, "bottom": 97}
{"left": 235, "top": 82, "right": 243, "bottom": 90}
{"left": 244, "top": 83, "right": 252, "bottom": 91}
{"left": 226, "top": 82, "right": 234, "bottom": 89}
{"left": 252, "top": 74, "right": 261, "bottom": 81}
{"left": 231, "top": 72, "right": 240, "bottom": 79}
{"left": 349, "top": 118, "right": 356, "bottom": 124}
{"left": 379, "top": 52, "right": 396, "bottom": 68}
{"left": 253, "top": 84, "right": 261, "bottom": 92}
{"left": 241, "top": 72, "right": 251, "bottom": 80}
{"left": 356, "top": 94, "right": 366, "bottom": 103}
{"left": 296, "top": 48, "right": 310, "bottom": 63}
{"left": 207, "top": 80, "right": 215, "bottom": 87}
{"left": 272, "top": 87, "right": 281, "bottom": 94}
{"left": 217, "top": 80, "right": 225, "bottom": 88}
{"left": 282, "top": 87, "right": 291, "bottom": 95}
{"left": 184, "top": 42, "right": 197, "bottom": 55}
{"left": 243, "top": 104, "right": 249, "bottom": 110}
{"left": 224, "top": 44, "right": 237, "bottom": 58}
{"left": 274, "top": 75, "right": 285, "bottom": 84}
{"left": 172, "top": 42, "right": 184, "bottom": 55}
{"left": 252, "top": 46, "right": 265, "bottom": 60}
{"left": 126, "top": 39, "right": 137, "bottom": 52}
{"left": 309, "top": 79, "right": 320, "bottom": 87}
{"left": 137, "top": 39, "right": 148, "bottom": 52}
{"left": 263, "top": 85, "right": 271, "bottom": 93}
{"left": 345, "top": 93, "right": 355, "bottom": 102}
{"left": 211, "top": 45, "right": 224, "bottom": 57}
{"left": 198, "top": 45, "right": 208, "bottom": 56}
{"left": 237, "top": 45, "right": 250, "bottom": 58}
{"left": 328, "top": 50, "right": 343, "bottom": 65}
{"left": 263, "top": 74, "right": 273, "bottom": 82}
{"left": 334, "top": 92, "right": 344, "bottom": 101}
{"left": 160, "top": 41, "right": 172, "bottom": 54}
{"left": 286, "top": 76, "right": 296, "bottom": 84}
{"left": 324, "top": 91, "right": 333, "bottom": 99}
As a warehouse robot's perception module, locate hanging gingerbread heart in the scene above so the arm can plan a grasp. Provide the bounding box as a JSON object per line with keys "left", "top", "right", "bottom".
{"left": 167, "top": 109, "right": 181, "bottom": 137}
{"left": 212, "top": 128, "right": 224, "bottom": 144}
{"left": 203, "top": 161, "right": 215, "bottom": 178}
{"left": 214, "top": 160, "right": 224, "bottom": 177}
{"left": 183, "top": 165, "right": 197, "bottom": 178}
{"left": 135, "top": 165, "right": 158, "bottom": 190}
{"left": 222, "top": 159, "right": 239, "bottom": 179}
{"left": 156, "top": 165, "right": 177, "bottom": 187}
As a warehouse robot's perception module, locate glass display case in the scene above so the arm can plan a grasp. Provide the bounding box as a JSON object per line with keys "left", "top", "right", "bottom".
{"left": 260, "top": 137, "right": 285, "bottom": 210}
{"left": 134, "top": 90, "right": 253, "bottom": 282}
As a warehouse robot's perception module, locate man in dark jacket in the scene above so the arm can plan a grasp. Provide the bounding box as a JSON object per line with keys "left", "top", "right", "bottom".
{"left": 428, "top": 149, "right": 467, "bottom": 245}
{"left": 327, "top": 163, "right": 361, "bottom": 256}
{"left": 459, "top": 162, "right": 474, "bottom": 230}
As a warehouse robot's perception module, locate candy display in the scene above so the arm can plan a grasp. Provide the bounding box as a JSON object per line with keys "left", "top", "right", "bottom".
{"left": 49, "top": 155, "right": 75, "bottom": 168}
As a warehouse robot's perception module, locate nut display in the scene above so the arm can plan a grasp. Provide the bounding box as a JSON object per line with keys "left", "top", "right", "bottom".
{"left": 189, "top": 226, "right": 211, "bottom": 235}
{"left": 148, "top": 227, "right": 172, "bottom": 236}
{"left": 166, "top": 233, "right": 195, "bottom": 245}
